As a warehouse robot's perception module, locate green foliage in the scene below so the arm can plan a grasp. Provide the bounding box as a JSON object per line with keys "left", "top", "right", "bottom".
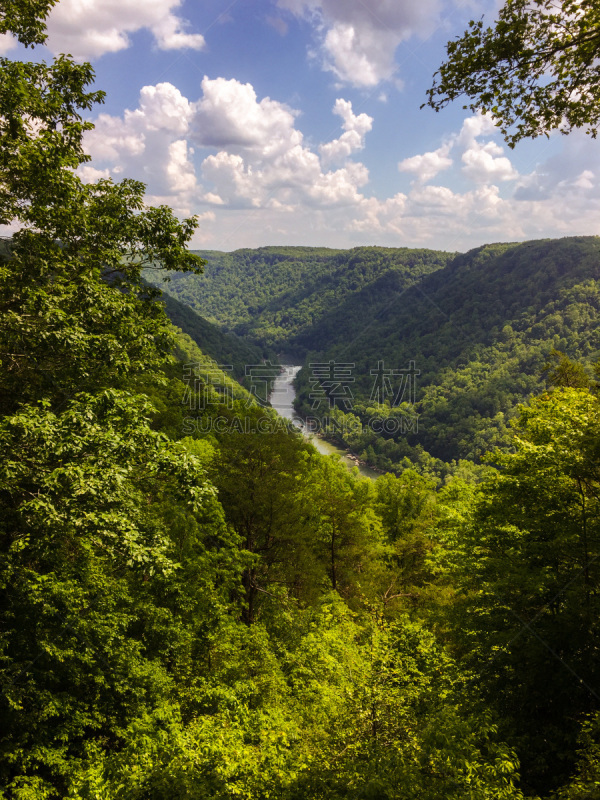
{"left": 159, "top": 290, "right": 265, "bottom": 380}
{"left": 293, "top": 236, "right": 600, "bottom": 467}
{"left": 155, "top": 236, "right": 600, "bottom": 472}
{"left": 543, "top": 349, "right": 593, "bottom": 389}
{"left": 426, "top": 0, "right": 600, "bottom": 147}
{"left": 4, "top": 4, "right": 599, "bottom": 798}
{"left": 149, "top": 245, "right": 453, "bottom": 352}
{"left": 438, "top": 387, "right": 600, "bottom": 793}
{"left": 0, "top": 0, "right": 57, "bottom": 46}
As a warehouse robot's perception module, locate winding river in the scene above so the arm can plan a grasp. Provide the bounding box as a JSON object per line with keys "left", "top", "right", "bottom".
{"left": 270, "top": 365, "right": 380, "bottom": 480}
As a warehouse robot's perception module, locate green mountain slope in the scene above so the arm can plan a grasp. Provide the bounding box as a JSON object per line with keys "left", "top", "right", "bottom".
{"left": 294, "top": 236, "right": 600, "bottom": 466}
{"left": 159, "top": 290, "right": 265, "bottom": 379}
{"left": 147, "top": 246, "right": 344, "bottom": 332}
{"left": 147, "top": 245, "right": 454, "bottom": 351}
{"left": 148, "top": 236, "right": 600, "bottom": 470}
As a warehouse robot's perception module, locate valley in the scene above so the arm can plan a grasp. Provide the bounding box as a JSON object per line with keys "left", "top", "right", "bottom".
{"left": 150, "top": 235, "right": 600, "bottom": 475}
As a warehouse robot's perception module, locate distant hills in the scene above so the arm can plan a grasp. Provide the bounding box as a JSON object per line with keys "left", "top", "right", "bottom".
{"left": 150, "top": 236, "right": 600, "bottom": 469}
{"left": 149, "top": 245, "right": 455, "bottom": 352}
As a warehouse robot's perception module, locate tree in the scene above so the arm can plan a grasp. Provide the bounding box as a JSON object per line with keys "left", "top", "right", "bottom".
{"left": 426, "top": 0, "right": 600, "bottom": 146}
{"left": 0, "top": 0, "right": 203, "bottom": 414}
{"left": 0, "top": 0, "right": 57, "bottom": 47}
{"left": 209, "top": 414, "right": 321, "bottom": 624}
{"left": 0, "top": 5, "right": 229, "bottom": 795}
{"left": 543, "top": 348, "right": 593, "bottom": 389}
{"left": 446, "top": 387, "right": 600, "bottom": 793}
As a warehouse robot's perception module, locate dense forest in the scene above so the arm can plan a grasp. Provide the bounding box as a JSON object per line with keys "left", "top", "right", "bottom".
{"left": 149, "top": 245, "right": 455, "bottom": 351}
{"left": 158, "top": 291, "right": 267, "bottom": 382}
{"left": 153, "top": 237, "right": 600, "bottom": 472}
{"left": 3, "top": 3, "right": 600, "bottom": 800}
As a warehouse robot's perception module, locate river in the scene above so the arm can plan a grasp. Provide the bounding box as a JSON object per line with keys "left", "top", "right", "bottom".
{"left": 270, "top": 365, "right": 380, "bottom": 480}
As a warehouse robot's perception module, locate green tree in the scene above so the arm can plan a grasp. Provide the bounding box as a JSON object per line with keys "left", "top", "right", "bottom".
{"left": 543, "top": 348, "right": 592, "bottom": 389}
{"left": 426, "top": 0, "right": 600, "bottom": 146}
{"left": 0, "top": 0, "right": 56, "bottom": 47}
{"left": 0, "top": 4, "right": 230, "bottom": 796}
{"left": 0, "top": 7, "right": 203, "bottom": 414}
{"left": 374, "top": 470, "right": 438, "bottom": 611}
{"left": 446, "top": 388, "right": 600, "bottom": 793}
{"left": 311, "top": 458, "right": 382, "bottom": 600}
{"left": 210, "top": 416, "right": 322, "bottom": 624}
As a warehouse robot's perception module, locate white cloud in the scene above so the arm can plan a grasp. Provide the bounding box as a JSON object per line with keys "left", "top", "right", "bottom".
{"left": 345, "top": 115, "right": 600, "bottom": 250}
{"left": 83, "top": 82, "right": 198, "bottom": 209}
{"left": 398, "top": 144, "right": 453, "bottom": 183}
{"left": 166, "top": 140, "right": 196, "bottom": 193}
{"left": 0, "top": 32, "right": 16, "bottom": 54}
{"left": 78, "top": 165, "right": 112, "bottom": 183}
{"left": 85, "top": 82, "right": 191, "bottom": 161}
{"left": 461, "top": 140, "right": 519, "bottom": 183}
{"left": 189, "top": 78, "right": 372, "bottom": 209}
{"left": 201, "top": 152, "right": 258, "bottom": 208}
{"left": 136, "top": 83, "right": 193, "bottom": 134}
{"left": 80, "top": 80, "right": 600, "bottom": 252}
{"left": 572, "top": 169, "right": 595, "bottom": 190}
{"left": 515, "top": 132, "right": 600, "bottom": 202}
{"left": 457, "top": 112, "right": 498, "bottom": 146}
{"left": 397, "top": 113, "right": 517, "bottom": 186}
{"left": 85, "top": 114, "right": 146, "bottom": 161}
{"left": 319, "top": 99, "right": 373, "bottom": 164}
{"left": 455, "top": 114, "right": 518, "bottom": 182}
{"left": 44, "top": 0, "right": 204, "bottom": 60}
{"left": 277, "top": 0, "right": 441, "bottom": 87}
{"left": 83, "top": 77, "right": 373, "bottom": 217}
{"left": 192, "top": 77, "right": 302, "bottom": 154}
{"left": 351, "top": 182, "right": 525, "bottom": 247}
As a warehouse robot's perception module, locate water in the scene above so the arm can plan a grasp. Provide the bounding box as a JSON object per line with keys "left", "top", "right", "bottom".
{"left": 270, "top": 365, "right": 380, "bottom": 480}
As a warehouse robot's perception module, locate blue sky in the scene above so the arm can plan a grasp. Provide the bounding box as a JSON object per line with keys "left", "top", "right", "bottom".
{"left": 3, "top": 0, "right": 599, "bottom": 252}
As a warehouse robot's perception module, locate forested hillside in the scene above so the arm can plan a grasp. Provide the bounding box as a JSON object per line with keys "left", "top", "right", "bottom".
{"left": 159, "top": 290, "right": 266, "bottom": 380}
{"left": 157, "top": 236, "right": 600, "bottom": 471}
{"left": 150, "top": 245, "right": 454, "bottom": 351}
{"left": 293, "top": 236, "right": 600, "bottom": 468}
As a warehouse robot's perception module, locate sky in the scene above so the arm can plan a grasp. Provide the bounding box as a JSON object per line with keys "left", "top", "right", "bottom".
{"left": 3, "top": 0, "right": 600, "bottom": 253}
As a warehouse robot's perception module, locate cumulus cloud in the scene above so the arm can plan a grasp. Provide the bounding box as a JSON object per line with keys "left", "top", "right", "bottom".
{"left": 319, "top": 99, "right": 373, "bottom": 165}
{"left": 80, "top": 78, "right": 600, "bottom": 252}
{"left": 192, "top": 77, "right": 301, "bottom": 153}
{"left": 166, "top": 140, "right": 196, "bottom": 193}
{"left": 43, "top": 0, "right": 204, "bottom": 60}
{"left": 461, "top": 140, "right": 518, "bottom": 183}
{"left": 397, "top": 114, "right": 517, "bottom": 186}
{"left": 201, "top": 152, "right": 259, "bottom": 208}
{"left": 350, "top": 182, "right": 525, "bottom": 247}
{"left": 457, "top": 115, "right": 518, "bottom": 183}
{"left": 78, "top": 165, "right": 112, "bottom": 183}
{"left": 347, "top": 113, "right": 600, "bottom": 250}
{"left": 515, "top": 132, "right": 600, "bottom": 202}
{"left": 136, "top": 83, "right": 193, "bottom": 134}
{"left": 85, "top": 82, "right": 192, "bottom": 166}
{"left": 189, "top": 78, "right": 372, "bottom": 209}
{"left": 85, "top": 114, "right": 146, "bottom": 161}
{"left": 82, "top": 77, "right": 374, "bottom": 218}
{"left": 277, "top": 0, "right": 441, "bottom": 87}
{"left": 398, "top": 144, "right": 453, "bottom": 183}
{"left": 83, "top": 82, "right": 198, "bottom": 210}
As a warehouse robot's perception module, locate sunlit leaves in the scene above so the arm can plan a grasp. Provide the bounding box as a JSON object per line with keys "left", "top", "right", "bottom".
{"left": 426, "top": 0, "right": 600, "bottom": 146}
